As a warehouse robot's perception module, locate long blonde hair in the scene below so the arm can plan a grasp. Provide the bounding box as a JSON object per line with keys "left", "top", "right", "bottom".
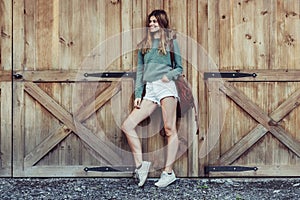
{"left": 138, "top": 10, "right": 174, "bottom": 55}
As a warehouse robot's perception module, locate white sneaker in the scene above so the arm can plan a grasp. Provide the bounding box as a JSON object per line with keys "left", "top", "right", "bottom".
{"left": 154, "top": 170, "right": 176, "bottom": 187}
{"left": 134, "top": 161, "right": 151, "bottom": 187}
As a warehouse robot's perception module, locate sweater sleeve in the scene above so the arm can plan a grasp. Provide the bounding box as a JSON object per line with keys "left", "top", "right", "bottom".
{"left": 165, "top": 39, "right": 183, "bottom": 81}
{"left": 134, "top": 50, "right": 144, "bottom": 99}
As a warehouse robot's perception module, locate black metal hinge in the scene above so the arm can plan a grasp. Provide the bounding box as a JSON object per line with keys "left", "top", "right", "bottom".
{"left": 205, "top": 166, "right": 258, "bottom": 174}
{"left": 84, "top": 72, "right": 136, "bottom": 78}
{"left": 84, "top": 166, "right": 135, "bottom": 172}
{"left": 204, "top": 72, "right": 257, "bottom": 80}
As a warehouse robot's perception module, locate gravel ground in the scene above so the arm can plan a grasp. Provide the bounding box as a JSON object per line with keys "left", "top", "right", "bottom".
{"left": 0, "top": 177, "right": 299, "bottom": 200}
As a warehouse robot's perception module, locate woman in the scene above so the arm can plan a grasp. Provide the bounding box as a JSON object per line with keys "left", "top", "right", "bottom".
{"left": 121, "top": 9, "right": 183, "bottom": 187}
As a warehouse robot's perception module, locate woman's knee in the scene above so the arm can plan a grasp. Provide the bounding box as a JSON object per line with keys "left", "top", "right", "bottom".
{"left": 164, "top": 123, "right": 177, "bottom": 137}
{"left": 121, "top": 118, "right": 135, "bottom": 133}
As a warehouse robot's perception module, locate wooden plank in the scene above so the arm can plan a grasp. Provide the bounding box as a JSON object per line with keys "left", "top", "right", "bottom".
{"left": 220, "top": 82, "right": 271, "bottom": 130}
{"left": 219, "top": 0, "right": 232, "bottom": 67}
{"left": 253, "top": 0, "right": 270, "bottom": 69}
{"left": 23, "top": 82, "right": 122, "bottom": 165}
{"left": 0, "top": 83, "right": 12, "bottom": 176}
{"left": 271, "top": 88, "right": 300, "bottom": 122}
{"left": 269, "top": 125, "right": 300, "bottom": 158}
{"left": 16, "top": 69, "right": 300, "bottom": 82}
{"left": 187, "top": 0, "right": 199, "bottom": 177}
{"left": 0, "top": 0, "right": 12, "bottom": 71}
{"left": 106, "top": 0, "right": 121, "bottom": 71}
{"left": 146, "top": 0, "right": 163, "bottom": 15}
{"left": 172, "top": 0, "right": 189, "bottom": 177}
{"left": 24, "top": 0, "right": 36, "bottom": 70}
{"left": 120, "top": 80, "right": 134, "bottom": 166}
{"left": 198, "top": 0, "right": 209, "bottom": 177}
{"left": 218, "top": 124, "right": 268, "bottom": 165}
{"left": 36, "top": 0, "right": 55, "bottom": 69}
{"left": 12, "top": 83, "right": 25, "bottom": 177}
{"left": 24, "top": 126, "right": 71, "bottom": 167}
{"left": 268, "top": 0, "right": 277, "bottom": 69}
{"left": 206, "top": 81, "right": 225, "bottom": 165}
{"left": 205, "top": 70, "right": 300, "bottom": 82}
{"left": 12, "top": 0, "right": 25, "bottom": 71}
{"left": 22, "top": 166, "right": 133, "bottom": 177}
{"left": 0, "top": 71, "right": 11, "bottom": 82}
{"left": 283, "top": 0, "right": 300, "bottom": 69}
{"left": 121, "top": 0, "right": 133, "bottom": 71}
{"left": 74, "top": 82, "right": 121, "bottom": 121}
{"left": 14, "top": 70, "right": 134, "bottom": 82}
{"left": 132, "top": 0, "right": 144, "bottom": 46}
{"left": 58, "top": 0, "right": 72, "bottom": 70}
{"left": 208, "top": 165, "right": 300, "bottom": 177}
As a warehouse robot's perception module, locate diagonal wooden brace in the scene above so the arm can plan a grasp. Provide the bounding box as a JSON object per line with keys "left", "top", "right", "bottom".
{"left": 218, "top": 83, "right": 300, "bottom": 164}
{"left": 24, "top": 82, "right": 122, "bottom": 166}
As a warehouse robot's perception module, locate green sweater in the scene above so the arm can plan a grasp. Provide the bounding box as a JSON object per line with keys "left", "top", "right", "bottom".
{"left": 135, "top": 39, "right": 183, "bottom": 98}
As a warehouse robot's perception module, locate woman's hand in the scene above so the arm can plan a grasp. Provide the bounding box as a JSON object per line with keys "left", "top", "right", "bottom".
{"left": 161, "top": 75, "right": 170, "bottom": 82}
{"left": 134, "top": 98, "right": 142, "bottom": 109}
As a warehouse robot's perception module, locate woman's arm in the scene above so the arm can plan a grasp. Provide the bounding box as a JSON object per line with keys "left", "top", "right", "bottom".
{"left": 165, "top": 39, "right": 183, "bottom": 81}
{"left": 135, "top": 50, "right": 145, "bottom": 99}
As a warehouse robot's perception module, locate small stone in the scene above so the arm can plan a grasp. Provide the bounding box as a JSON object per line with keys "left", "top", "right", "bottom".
{"left": 293, "top": 183, "right": 300, "bottom": 187}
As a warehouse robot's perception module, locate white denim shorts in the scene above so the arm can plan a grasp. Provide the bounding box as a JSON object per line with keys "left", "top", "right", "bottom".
{"left": 143, "top": 79, "right": 178, "bottom": 106}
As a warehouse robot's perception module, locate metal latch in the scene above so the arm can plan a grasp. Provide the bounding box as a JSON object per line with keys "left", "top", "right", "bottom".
{"left": 13, "top": 73, "right": 23, "bottom": 79}
{"left": 205, "top": 166, "right": 258, "bottom": 174}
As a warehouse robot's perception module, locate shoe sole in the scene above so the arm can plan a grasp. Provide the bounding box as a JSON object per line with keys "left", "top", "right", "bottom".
{"left": 155, "top": 178, "right": 176, "bottom": 188}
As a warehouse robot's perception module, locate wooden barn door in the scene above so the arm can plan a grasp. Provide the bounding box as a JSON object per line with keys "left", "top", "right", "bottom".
{"left": 9, "top": 0, "right": 201, "bottom": 178}
{"left": 203, "top": 0, "right": 300, "bottom": 177}
{"left": 204, "top": 73, "right": 300, "bottom": 177}
{"left": 11, "top": 0, "right": 136, "bottom": 177}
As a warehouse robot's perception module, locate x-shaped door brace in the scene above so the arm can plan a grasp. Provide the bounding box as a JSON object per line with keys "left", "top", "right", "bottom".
{"left": 23, "top": 82, "right": 122, "bottom": 167}
{"left": 215, "top": 82, "right": 300, "bottom": 165}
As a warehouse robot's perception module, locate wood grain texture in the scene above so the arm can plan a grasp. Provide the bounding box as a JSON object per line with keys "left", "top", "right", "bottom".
{"left": 1, "top": 0, "right": 299, "bottom": 177}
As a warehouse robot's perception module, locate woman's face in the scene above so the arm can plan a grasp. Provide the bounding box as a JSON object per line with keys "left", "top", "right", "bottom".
{"left": 149, "top": 16, "right": 160, "bottom": 33}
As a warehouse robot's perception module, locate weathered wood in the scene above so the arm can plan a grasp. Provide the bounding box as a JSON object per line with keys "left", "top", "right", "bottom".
{"left": 0, "top": 0, "right": 12, "bottom": 177}
{"left": 198, "top": 0, "right": 209, "bottom": 177}
{"left": 206, "top": 70, "right": 300, "bottom": 82}
{"left": 207, "top": 81, "right": 224, "bottom": 165}
{"left": 269, "top": 126, "right": 300, "bottom": 158}
{"left": 219, "top": 82, "right": 300, "bottom": 157}
{"left": 74, "top": 82, "right": 121, "bottom": 121}
{"left": 24, "top": 82, "right": 122, "bottom": 165}
{"left": 0, "top": 83, "right": 12, "bottom": 176}
{"left": 271, "top": 88, "right": 300, "bottom": 122}
{"left": 23, "top": 166, "right": 133, "bottom": 177}
{"left": 187, "top": 0, "right": 199, "bottom": 177}
{"left": 218, "top": 87, "right": 300, "bottom": 165}
{"left": 220, "top": 82, "right": 271, "bottom": 130}
{"left": 24, "top": 82, "right": 122, "bottom": 167}
{"left": 208, "top": 165, "right": 300, "bottom": 177}
{"left": 12, "top": 83, "right": 25, "bottom": 177}
{"left": 14, "top": 70, "right": 133, "bottom": 82}
{"left": 24, "top": 126, "right": 71, "bottom": 167}
{"left": 7, "top": 0, "right": 300, "bottom": 178}
{"left": 218, "top": 125, "right": 268, "bottom": 165}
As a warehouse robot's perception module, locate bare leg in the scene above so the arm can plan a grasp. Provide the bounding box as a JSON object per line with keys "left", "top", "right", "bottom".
{"left": 121, "top": 100, "right": 157, "bottom": 167}
{"left": 160, "top": 96, "right": 178, "bottom": 173}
